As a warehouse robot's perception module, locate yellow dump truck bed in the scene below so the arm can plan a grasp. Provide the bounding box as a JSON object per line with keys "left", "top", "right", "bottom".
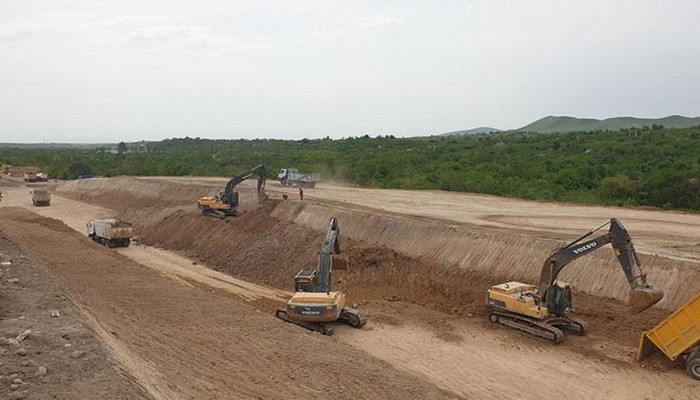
{"left": 638, "top": 291, "right": 700, "bottom": 362}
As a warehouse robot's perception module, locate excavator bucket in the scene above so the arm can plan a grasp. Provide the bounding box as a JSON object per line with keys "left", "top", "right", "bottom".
{"left": 332, "top": 254, "right": 349, "bottom": 270}
{"left": 629, "top": 287, "right": 664, "bottom": 314}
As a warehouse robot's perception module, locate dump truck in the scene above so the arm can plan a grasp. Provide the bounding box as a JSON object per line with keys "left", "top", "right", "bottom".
{"left": 31, "top": 189, "right": 51, "bottom": 206}
{"left": 638, "top": 291, "right": 700, "bottom": 380}
{"left": 87, "top": 219, "right": 134, "bottom": 248}
{"left": 277, "top": 168, "right": 320, "bottom": 188}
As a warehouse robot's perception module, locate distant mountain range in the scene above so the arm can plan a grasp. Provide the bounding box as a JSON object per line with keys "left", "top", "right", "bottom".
{"left": 516, "top": 115, "right": 700, "bottom": 133}
{"left": 440, "top": 115, "right": 700, "bottom": 136}
{"left": 439, "top": 127, "right": 503, "bottom": 136}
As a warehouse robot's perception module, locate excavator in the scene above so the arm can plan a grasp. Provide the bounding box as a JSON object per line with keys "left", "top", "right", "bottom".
{"left": 487, "top": 218, "right": 664, "bottom": 343}
{"left": 276, "top": 217, "right": 366, "bottom": 335}
{"left": 197, "top": 164, "right": 267, "bottom": 218}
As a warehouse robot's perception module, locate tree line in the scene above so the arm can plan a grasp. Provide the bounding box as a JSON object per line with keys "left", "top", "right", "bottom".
{"left": 1, "top": 126, "right": 699, "bottom": 211}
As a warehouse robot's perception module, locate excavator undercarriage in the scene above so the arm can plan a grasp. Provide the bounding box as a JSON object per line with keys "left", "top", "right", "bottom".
{"left": 488, "top": 309, "right": 587, "bottom": 344}
{"left": 275, "top": 306, "right": 366, "bottom": 336}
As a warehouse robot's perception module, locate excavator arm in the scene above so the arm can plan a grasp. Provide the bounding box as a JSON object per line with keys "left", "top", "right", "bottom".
{"left": 316, "top": 217, "right": 341, "bottom": 293}
{"left": 537, "top": 218, "right": 663, "bottom": 314}
{"left": 221, "top": 164, "right": 267, "bottom": 206}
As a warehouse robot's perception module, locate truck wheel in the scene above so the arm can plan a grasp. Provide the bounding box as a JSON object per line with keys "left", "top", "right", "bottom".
{"left": 688, "top": 357, "right": 700, "bottom": 381}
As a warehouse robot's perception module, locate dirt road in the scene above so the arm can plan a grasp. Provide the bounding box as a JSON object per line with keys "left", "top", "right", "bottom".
{"left": 1, "top": 182, "right": 697, "bottom": 399}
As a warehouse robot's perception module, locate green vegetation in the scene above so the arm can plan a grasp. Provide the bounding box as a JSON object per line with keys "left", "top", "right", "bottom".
{"left": 2, "top": 126, "right": 700, "bottom": 211}
{"left": 518, "top": 115, "right": 700, "bottom": 133}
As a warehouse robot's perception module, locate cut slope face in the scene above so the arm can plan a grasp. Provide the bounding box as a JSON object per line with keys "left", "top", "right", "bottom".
{"left": 53, "top": 178, "right": 697, "bottom": 347}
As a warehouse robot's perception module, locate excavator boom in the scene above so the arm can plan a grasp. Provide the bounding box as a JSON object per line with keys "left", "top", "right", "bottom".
{"left": 537, "top": 218, "right": 663, "bottom": 314}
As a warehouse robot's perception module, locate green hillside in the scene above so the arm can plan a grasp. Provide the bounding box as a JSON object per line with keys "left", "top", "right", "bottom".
{"left": 518, "top": 115, "right": 700, "bottom": 133}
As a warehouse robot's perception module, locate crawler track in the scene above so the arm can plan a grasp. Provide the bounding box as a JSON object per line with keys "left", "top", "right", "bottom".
{"left": 488, "top": 310, "right": 565, "bottom": 344}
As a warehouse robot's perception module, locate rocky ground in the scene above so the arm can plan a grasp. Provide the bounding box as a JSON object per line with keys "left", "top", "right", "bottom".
{"left": 0, "top": 234, "right": 149, "bottom": 399}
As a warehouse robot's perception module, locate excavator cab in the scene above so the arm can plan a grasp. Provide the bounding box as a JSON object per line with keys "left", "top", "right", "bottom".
{"left": 545, "top": 282, "right": 573, "bottom": 316}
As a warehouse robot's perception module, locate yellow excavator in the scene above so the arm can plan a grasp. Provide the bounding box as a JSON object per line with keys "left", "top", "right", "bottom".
{"left": 276, "top": 217, "right": 366, "bottom": 335}
{"left": 197, "top": 164, "right": 267, "bottom": 218}
{"left": 487, "top": 218, "right": 664, "bottom": 343}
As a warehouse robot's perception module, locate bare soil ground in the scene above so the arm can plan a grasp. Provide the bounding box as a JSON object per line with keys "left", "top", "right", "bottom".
{"left": 0, "top": 206, "right": 456, "bottom": 400}
{"left": 1, "top": 177, "right": 698, "bottom": 399}
{"left": 0, "top": 234, "right": 149, "bottom": 399}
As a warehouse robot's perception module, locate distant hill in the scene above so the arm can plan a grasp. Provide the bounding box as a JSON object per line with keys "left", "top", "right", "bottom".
{"left": 440, "top": 127, "right": 502, "bottom": 136}
{"left": 517, "top": 115, "right": 700, "bottom": 133}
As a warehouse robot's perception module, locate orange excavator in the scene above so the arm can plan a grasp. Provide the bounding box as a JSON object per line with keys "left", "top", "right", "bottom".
{"left": 276, "top": 217, "right": 366, "bottom": 335}
{"left": 487, "top": 218, "right": 664, "bottom": 343}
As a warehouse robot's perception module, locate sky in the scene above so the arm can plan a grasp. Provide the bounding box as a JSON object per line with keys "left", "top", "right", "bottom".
{"left": 1, "top": 0, "right": 699, "bottom": 143}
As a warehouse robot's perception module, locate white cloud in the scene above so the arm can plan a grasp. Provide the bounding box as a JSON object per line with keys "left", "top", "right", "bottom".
{"left": 360, "top": 14, "right": 404, "bottom": 28}
{"left": 0, "top": 12, "right": 268, "bottom": 53}
{"left": 311, "top": 28, "right": 348, "bottom": 41}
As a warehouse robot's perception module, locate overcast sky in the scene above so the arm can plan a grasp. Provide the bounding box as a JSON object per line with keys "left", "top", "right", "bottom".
{"left": 1, "top": 0, "right": 699, "bottom": 142}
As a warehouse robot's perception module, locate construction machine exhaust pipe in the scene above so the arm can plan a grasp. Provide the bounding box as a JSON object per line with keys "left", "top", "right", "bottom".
{"left": 629, "top": 286, "right": 664, "bottom": 314}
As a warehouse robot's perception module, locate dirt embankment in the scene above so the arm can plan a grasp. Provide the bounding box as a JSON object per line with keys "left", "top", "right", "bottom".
{"left": 0, "top": 207, "right": 458, "bottom": 400}
{"left": 56, "top": 178, "right": 681, "bottom": 353}
{"left": 59, "top": 177, "right": 700, "bottom": 310}
{"left": 275, "top": 201, "right": 700, "bottom": 311}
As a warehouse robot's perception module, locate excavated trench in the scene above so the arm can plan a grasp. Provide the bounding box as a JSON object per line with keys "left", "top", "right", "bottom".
{"left": 56, "top": 177, "right": 700, "bottom": 353}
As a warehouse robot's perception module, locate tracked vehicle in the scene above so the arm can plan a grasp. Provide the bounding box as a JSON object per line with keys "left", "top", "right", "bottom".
{"left": 197, "top": 164, "right": 267, "bottom": 218}
{"left": 487, "top": 218, "right": 664, "bottom": 343}
{"left": 276, "top": 217, "right": 366, "bottom": 335}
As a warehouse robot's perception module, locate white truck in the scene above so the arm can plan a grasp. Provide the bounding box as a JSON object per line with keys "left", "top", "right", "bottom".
{"left": 23, "top": 172, "right": 38, "bottom": 182}
{"left": 31, "top": 189, "right": 51, "bottom": 206}
{"left": 87, "top": 219, "right": 134, "bottom": 248}
{"left": 23, "top": 171, "right": 48, "bottom": 182}
{"left": 277, "top": 168, "right": 320, "bottom": 188}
